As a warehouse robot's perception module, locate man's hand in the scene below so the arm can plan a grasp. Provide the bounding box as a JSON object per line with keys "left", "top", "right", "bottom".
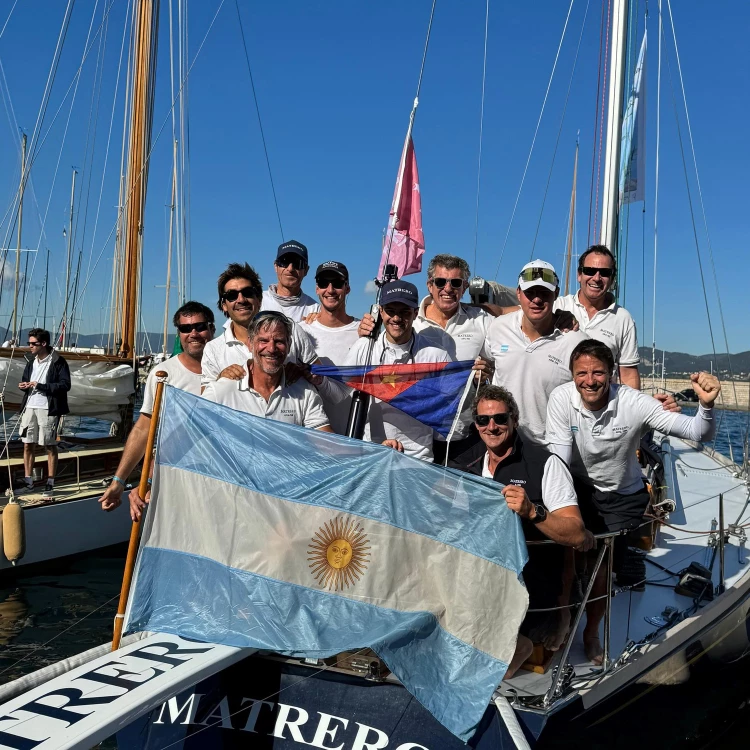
{"left": 576, "top": 529, "right": 596, "bottom": 552}
{"left": 218, "top": 364, "right": 245, "bottom": 381}
{"left": 129, "top": 486, "right": 151, "bottom": 522}
{"left": 382, "top": 439, "right": 404, "bottom": 452}
{"left": 284, "top": 362, "right": 309, "bottom": 385}
{"left": 301, "top": 368, "right": 323, "bottom": 386}
{"left": 358, "top": 313, "right": 377, "bottom": 338}
{"left": 502, "top": 485, "right": 534, "bottom": 519}
{"left": 303, "top": 312, "right": 320, "bottom": 325}
{"left": 553, "top": 310, "right": 579, "bottom": 332}
{"left": 691, "top": 371, "right": 721, "bottom": 408}
{"left": 18, "top": 381, "right": 37, "bottom": 390}
{"left": 99, "top": 481, "right": 123, "bottom": 512}
{"left": 472, "top": 357, "right": 494, "bottom": 383}
{"left": 653, "top": 392, "right": 681, "bottom": 413}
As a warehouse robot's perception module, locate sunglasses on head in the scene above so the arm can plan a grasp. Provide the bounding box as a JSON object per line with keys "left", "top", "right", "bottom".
{"left": 276, "top": 254, "right": 306, "bottom": 270}
{"left": 474, "top": 412, "right": 510, "bottom": 427}
{"left": 222, "top": 286, "right": 261, "bottom": 302}
{"left": 177, "top": 322, "right": 211, "bottom": 334}
{"left": 519, "top": 267, "right": 558, "bottom": 286}
{"left": 579, "top": 266, "right": 614, "bottom": 278}
{"left": 316, "top": 276, "right": 346, "bottom": 289}
{"left": 430, "top": 277, "right": 464, "bottom": 289}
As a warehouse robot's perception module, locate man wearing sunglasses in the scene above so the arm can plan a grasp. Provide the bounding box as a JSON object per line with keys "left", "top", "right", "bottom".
{"left": 449, "top": 384, "right": 592, "bottom": 675}
{"left": 100, "top": 301, "right": 215, "bottom": 519}
{"left": 17, "top": 329, "right": 71, "bottom": 497}
{"left": 298, "top": 261, "right": 360, "bottom": 434}
{"left": 554, "top": 245, "right": 640, "bottom": 390}
{"left": 486, "top": 260, "right": 588, "bottom": 446}
{"left": 261, "top": 240, "right": 319, "bottom": 322}
{"left": 202, "top": 262, "right": 317, "bottom": 388}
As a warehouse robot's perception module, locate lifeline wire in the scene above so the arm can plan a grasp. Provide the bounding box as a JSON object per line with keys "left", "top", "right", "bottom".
{"left": 472, "top": 0, "right": 489, "bottom": 275}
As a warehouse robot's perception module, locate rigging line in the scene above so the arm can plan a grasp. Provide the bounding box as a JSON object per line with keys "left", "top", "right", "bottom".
{"left": 591, "top": 0, "right": 611, "bottom": 243}
{"left": 665, "top": 0, "right": 740, "bottom": 412}
{"left": 651, "top": 0, "right": 661, "bottom": 386}
{"left": 415, "top": 0, "right": 438, "bottom": 102}
{"left": 492, "top": 0, "right": 576, "bottom": 280}
{"left": 586, "top": 0, "right": 607, "bottom": 244}
{"left": 0, "top": 0, "right": 18, "bottom": 42}
{"left": 530, "top": 0, "right": 591, "bottom": 257}
{"left": 76, "top": 0, "right": 227, "bottom": 304}
{"left": 472, "top": 0, "right": 489, "bottom": 275}
{"left": 234, "top": 0, "right": 284, "bottom": 241}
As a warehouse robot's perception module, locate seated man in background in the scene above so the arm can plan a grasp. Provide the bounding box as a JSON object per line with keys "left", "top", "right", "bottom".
{"left": 450, "top": 384, "right": 593, "bottom": 676}
{"left": 546, "top": 339, "right": 720, "bottom": 664}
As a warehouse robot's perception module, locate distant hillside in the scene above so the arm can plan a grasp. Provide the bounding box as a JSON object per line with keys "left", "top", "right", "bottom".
{"left": 639, "top": 347, "right": 750, "bottom": 379}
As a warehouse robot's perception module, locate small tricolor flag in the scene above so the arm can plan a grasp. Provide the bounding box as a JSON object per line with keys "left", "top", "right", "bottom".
{"left": 311, "top": 360, "right": 474, "bottom": 436}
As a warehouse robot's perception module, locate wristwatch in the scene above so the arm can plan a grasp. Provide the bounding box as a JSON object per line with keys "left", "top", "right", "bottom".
{"left": 530, "top": 503, "right": 547, "bottom": 524}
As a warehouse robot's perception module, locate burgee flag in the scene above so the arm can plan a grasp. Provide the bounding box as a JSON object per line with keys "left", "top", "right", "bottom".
{"left": 377, "top": 135, "right": 425, "bottom": 278}
{"left": 125, "top": 387, "right": 529, "bottom": 741}
{"left": 311, "top": 359, "right": 474, "bottom": 436}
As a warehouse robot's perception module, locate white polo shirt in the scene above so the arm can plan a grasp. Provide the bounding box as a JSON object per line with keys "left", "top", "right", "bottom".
{"left": 201, "top": 319, "right": 317, "bottom": 387}
{"left": 555, "top": 291, "right": 639, "bottom": 367}
{"left": 202, "top": 371, "right": 329, "bottom": 429}
{"left": 261, "top": 286, "right": 319, "bottom": 322}
{"left": 298, "top": 319, "right": 360, "bottom": 435}
{"left": 141, "top": 355, "right": 202, "bottom": 415}
{"left": 344, "top": 331, "right": 451, "bottom": 462}
{"left": 546, "top": 381, "right": 716, "bottom": 494}
{"left": 486, "top": 310, "right": 588, "bottom": 445}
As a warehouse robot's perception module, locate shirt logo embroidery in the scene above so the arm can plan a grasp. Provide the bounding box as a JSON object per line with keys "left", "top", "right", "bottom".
{"left": 570, "top": 426, "right": 578, "bottom": 432}
{"left": 500, "top": 344, "right": 509, "bottom": 353}
{"left": 509, "top": 479, "right": 526, "bottom": 485}
{"left": 547, "top": 354, "right": 563, "bottom": 366}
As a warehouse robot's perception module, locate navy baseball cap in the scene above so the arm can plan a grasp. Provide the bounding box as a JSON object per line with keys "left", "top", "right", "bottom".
{"left": 276, "top": 240, "right": 308, "bottom": 265}
{"left": 380, "top": 280, "right": 419, "bottom": 309}
{"left": 315, "top": 261, "right": 349, "bottom": 282}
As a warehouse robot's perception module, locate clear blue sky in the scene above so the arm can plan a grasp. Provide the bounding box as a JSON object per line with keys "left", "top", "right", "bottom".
{"left": 0, "top": 0, "right": 746, "bottom": 355}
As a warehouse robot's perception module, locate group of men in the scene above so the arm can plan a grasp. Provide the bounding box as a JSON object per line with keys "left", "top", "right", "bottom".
{"left": 98, "top": 239, "right": 722, "bottom": 671}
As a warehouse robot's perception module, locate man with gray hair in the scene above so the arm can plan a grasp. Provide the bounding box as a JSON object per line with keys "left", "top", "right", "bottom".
{"left": 202, "top": 311, "right": 332, "bottom": 431}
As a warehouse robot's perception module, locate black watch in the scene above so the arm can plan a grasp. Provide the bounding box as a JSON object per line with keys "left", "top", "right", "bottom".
{"left": 530, "top": 503, "right": 547, "bottom": 524}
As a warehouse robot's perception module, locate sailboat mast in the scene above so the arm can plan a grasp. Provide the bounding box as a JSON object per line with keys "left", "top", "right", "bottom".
{"left": 162, "top": 139, "right": 177, "bottom": 356}
{"left": 62, "top": 167, "right": 77, "bottom": 349}
{"left": 599, "top": 0, "right": 629, "bottom": 256}
{"left": 11, "top": 134, "right": 27, "bottom": 342}
{"left": 563, "top": 139, "right": 579, "bottom": 296}
{"left": 119, "top": 0, "right": 159, "bottom": 358}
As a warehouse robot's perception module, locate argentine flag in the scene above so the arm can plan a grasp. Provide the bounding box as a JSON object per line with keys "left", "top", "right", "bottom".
{"left": 125, "top": 387, "right": 529, "bottom": 740}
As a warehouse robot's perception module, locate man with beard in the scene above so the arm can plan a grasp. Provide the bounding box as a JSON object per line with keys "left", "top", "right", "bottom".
{"left": 298, "top": 261, "right": 360, "bottom": 434}
{"left": 202, "top": 262, "right": 317, "bottom": 387}
{"left": 261, "top": 240, "right": 319, "bottom": 322}
{"left": 554, "top": 245, "right": 641, "bottom": 389}
{"left": 99, "top": 301, "right": 215, "bottom": 520}
{"left": 202, "top": 311, "right": 331, "bottom": 431}
{"left": 485, "top": 260, "right": 588, "bottom": 445}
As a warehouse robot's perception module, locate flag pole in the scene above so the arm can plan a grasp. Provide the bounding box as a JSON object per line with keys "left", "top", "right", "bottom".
{"left": 111, "top": 371, "right": 168, "bottom": 651}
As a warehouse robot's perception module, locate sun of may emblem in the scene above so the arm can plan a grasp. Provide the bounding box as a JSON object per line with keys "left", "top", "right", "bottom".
{"left": 308, "top": 516, "right": 370, "bottom": 591}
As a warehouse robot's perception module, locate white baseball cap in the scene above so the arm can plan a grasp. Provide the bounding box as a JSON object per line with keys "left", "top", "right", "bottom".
{"left": 518, "top": 260, "right": 559, "bottom": 292}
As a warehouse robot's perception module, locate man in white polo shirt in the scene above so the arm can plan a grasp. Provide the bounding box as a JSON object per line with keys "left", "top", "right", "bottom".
{"left": 203, "top": 311, "right": 331, "bottom": 431}
{"left": 345, "top": 280, "right": 451, "bottom": 462}
{"left": 298, "top": 261, "right": 360, "bottom": 434}
{"left": 554, "top": 245, "right": 640, "bottom": 389}
{"left": 261, "top": 240, "right": 319, "bottom": 322}
{"left": 486, "top": 260, "right": 587, "bottom": 445}
{"left": 202, "top": 262, "right": 317, "bottom": 388}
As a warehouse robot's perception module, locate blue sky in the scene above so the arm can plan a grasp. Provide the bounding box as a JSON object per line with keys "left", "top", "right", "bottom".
{"left": 0, "top": 0, "right": 746, "bottom": 355}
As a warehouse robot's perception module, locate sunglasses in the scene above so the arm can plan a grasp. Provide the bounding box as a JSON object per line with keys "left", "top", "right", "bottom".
{"left": 579, "top": 266, "right": 614, "bottom": 278}
{"left": 27, "top": 341, "right": 43, "bottom": 347}
{"left": 430, "top": 277, "right": 464, "bottom": 289}
{"left": 474, "top": 412, "right": 510, "bottom": 427}
{"left": 222, "top": 286, "right": 261, "bottom": 302}
{"left": 316, "top": 276, "right": 346, "bottom": 289}
{"left": 276, "top": 254, "right": 306, "bottom": 270}
{"left": 519, "top": 267, "right": 558, "bottom": 286}
{"left": 177, "top": 322, "right": 211, "bottom": 334}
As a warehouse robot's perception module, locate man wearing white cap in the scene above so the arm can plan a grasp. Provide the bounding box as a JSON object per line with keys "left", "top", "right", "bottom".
{"left": 485, "top": 260, "right": 587, "bottom": 445}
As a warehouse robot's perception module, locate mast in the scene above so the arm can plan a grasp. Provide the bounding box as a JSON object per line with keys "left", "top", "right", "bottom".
{"left": 62, "top": 168, "right": 77, "bottom": 349}
{"left": 563, "top": 138, "right": 579, "bottom": 296}
{"left": 11, "top": 134, "right": 27, "bottom": 342}
{"left": 119, "top": 0, "right": 160, "bottom": 358}
{"left": 162, "top": 139, "right": 177, "bottom": 356}
{"left": 599, "top": 0, "right": 629, "bottom": 254}
{"left": 43, "top": 248, "right": 49, "bottom": 332}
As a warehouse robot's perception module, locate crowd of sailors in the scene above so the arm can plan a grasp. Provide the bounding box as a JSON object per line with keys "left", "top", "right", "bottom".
{"left": 95, "top": 239, "right": 721, "bottom": 670}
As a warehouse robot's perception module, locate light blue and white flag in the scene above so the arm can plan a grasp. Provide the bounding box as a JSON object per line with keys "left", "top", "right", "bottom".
{"left": 620, "top": 30, "right": 647, "bottom": 205}
{"left": 125, "top": 387, "right": 529, "bottom": 741}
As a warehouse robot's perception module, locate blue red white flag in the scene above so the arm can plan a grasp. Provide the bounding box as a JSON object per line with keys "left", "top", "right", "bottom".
{"left": 311, "top": 360, "right": 474, "bottom": 436}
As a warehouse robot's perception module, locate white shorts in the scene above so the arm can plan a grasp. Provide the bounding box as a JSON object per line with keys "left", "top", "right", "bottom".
{"left": 20, "top": 408, "right": 59, "bottom": 446}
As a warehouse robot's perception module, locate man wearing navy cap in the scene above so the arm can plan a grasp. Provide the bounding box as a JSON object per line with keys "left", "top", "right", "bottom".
{"left": 344, "top": 280, "right": 451, "bottom": 462}
{"left": 261, "top": 240, "right": 320, "bottom": 322}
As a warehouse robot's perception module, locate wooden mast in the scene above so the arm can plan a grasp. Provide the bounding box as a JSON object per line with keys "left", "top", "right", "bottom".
{"left": 119, "top": 0, "right": 159, "bottom": 358}
{"left": 563, "top": 138, "right": 579, "bottom": 296}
